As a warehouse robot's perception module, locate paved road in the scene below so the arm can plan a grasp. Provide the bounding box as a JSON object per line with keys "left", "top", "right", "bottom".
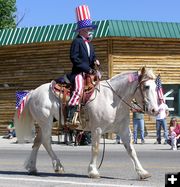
{"left": 0, "top": 137, "right": 179, "bottom": 187}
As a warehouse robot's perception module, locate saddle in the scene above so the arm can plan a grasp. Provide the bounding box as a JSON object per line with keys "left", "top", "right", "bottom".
{"left": 51, "top": 73, "right": 100, "bottom": 129}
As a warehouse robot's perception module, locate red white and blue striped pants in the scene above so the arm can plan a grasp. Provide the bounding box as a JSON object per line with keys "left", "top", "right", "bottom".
{"left": 68, "top": 74, "right": 84, "bottom": 106}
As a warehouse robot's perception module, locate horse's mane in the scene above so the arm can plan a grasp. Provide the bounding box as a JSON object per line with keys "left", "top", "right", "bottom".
{"left": 110, "top": 68, "right": 156, "bottom": 82}
{"left": 143, "top": 68, "right": 156, "bottom": 80}
{"left": 109, "top": 71, "right": 131, "bottom": 82}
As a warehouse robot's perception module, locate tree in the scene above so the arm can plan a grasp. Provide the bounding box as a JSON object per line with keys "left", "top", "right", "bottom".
{"left": 0, "top": 0, "right": 16, "bottom": 29}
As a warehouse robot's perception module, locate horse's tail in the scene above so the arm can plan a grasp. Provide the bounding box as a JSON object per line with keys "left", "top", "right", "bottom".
{"left": 14, "top": 90, "right": 35, "bottom": 143}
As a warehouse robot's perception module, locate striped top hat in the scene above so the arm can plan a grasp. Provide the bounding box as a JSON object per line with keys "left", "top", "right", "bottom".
{"left": 75, "top": 5, "right": 97, "bottom": 31}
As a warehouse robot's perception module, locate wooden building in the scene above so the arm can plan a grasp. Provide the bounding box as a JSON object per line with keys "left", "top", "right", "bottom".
{"left": 0, "top": 20, "right": 180, "bottom": 135}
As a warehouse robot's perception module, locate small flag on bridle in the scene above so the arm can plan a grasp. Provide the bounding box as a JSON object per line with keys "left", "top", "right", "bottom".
{"left": 155, "top": 74, "right": 165, "bottom": 103}
{"left": 128, "top": 72, "right": 139, "bottom": 82}
{"left": 16, "top": 91, "right": 29, "bottom": 118}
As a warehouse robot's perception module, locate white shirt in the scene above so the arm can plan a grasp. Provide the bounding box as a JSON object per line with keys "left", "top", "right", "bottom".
{"left": 156, "top": 103, "right": 169, "bottom": 120}
{"left": 81, "top": 36, "right": 90, "bottom": 57}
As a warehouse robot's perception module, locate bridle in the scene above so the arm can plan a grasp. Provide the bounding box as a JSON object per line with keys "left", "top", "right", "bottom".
{"left": 106, "top": 72, "right": 154, "bottom": 113}
{"left": 135, "top": 76, "right": 154, "bottom": 112}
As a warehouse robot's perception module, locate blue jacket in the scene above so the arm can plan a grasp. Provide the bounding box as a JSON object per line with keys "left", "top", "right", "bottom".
{"left": 68, "top": 35, "right": 96, "bottom": 83}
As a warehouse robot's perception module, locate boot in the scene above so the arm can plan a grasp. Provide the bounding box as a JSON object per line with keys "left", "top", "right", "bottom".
{"left": 66, "top": 105, "right": 79, "bottom": 129}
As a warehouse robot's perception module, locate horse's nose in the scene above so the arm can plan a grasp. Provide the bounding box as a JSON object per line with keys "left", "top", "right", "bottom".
{"left": 152, "top": 109, "right": 155, "bottom": 113}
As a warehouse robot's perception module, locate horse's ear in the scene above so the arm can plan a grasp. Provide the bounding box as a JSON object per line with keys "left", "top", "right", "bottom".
{"left": 141, "top": 66, "right": 146, "bottom": 75}
{"left": 138, "top": 66, "right": 146, "bottom": 82}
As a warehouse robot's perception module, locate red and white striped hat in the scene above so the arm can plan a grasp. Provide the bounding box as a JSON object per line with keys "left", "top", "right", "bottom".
{"left": 75, "top": 5, "right": 97, "bottom": 31}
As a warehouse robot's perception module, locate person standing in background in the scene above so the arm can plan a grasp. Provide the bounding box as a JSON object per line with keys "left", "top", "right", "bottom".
{"left": 168, "top": 117, "right": 180, "bottom": 150}
{"left": 132, "top": 100, "right": 145, "bottom": 144}
{"left": 115, "top": 134, "right": 121, "bottom": 144}
{"left": 154, "top": 98, "right": 169, "bottom": 144}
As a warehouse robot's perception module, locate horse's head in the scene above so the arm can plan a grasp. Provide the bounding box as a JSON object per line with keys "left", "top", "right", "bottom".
{"left": 134, "top": 67, "right": 158, "bottom": 115}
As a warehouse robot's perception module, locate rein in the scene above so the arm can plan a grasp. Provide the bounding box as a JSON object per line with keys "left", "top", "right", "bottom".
{"left": 105, "top": 79, "right": 145, "bottom": 112}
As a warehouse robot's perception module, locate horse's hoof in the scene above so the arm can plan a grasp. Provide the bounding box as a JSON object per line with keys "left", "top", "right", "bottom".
{"left": 88, "top": 172, "right": 100, "bottom": 179}
{"left": 139, "top": 173, "right": 151, "bottom": 180}
{"left": 55, "top": 167, "right": 65, "bottom": 174}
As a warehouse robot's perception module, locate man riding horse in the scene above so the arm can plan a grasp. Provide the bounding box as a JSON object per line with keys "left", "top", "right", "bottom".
{"left": 66, "top": 5, "right": 100, "bottom": 127}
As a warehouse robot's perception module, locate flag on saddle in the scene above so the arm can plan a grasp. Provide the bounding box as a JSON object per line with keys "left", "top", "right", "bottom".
{"left": 155, "top": 74, "right": 165, "bottom": 103}
{"left": 16, "top": 91, "right": 29, "bottom": 118}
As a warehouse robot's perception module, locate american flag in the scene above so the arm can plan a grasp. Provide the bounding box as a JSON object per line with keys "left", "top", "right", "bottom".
{"left": 16, "top": 91, "right": 29, "bottom": 118}
{"left": 155, "top": 74, "right": 165, "bottom": 103}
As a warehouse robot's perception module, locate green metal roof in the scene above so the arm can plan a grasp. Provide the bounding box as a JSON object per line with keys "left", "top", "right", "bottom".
{"left": 0, "top": 20, "right": 109, "bottom": 46}
{"left": 109, "top": 20, "right": 180, "bottom": 38}
{"left": 1, "top": 20, "right": 180, "bottom": 46}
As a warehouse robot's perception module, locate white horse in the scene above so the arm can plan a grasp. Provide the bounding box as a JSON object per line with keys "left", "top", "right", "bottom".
{"left": 14, "top": 67, "right": 158, "bottom": 179}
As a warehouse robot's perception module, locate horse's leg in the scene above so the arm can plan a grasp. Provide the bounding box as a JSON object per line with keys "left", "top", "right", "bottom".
{"left": 88, "top": 127, "right": 102, "bottom": 178}
{"left": 120, "top": 125, "right": 151, "bottom": 180}
{"left": 41, "top": 124, "right": 64, "bottom": 174}
{"left": 25, "top": 127, "right": 42, "bottom": 174}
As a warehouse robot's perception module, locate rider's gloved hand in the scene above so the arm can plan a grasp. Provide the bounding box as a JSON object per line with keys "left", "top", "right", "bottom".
{"left": 89, "top": 68, "right": 97, "bottom": 75}
{"left": 94, "top": 60, "right": 100, "bottom": 66}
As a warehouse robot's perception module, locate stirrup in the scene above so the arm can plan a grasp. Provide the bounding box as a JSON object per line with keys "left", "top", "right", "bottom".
{"left": 66, "top": 112, "right": 80, "bottom": 129}
{"left": 66, "top": 121, "right": 79, "bottom": 129}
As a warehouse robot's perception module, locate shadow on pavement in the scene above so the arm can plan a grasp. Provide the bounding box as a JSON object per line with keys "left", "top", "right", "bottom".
{"left": 0, "top": 170, "right": 147, "bottom": 182}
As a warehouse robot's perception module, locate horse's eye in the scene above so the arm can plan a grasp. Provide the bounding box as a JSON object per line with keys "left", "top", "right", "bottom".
{"left": 144, "top": 85, "right": 150, "bottom": 90}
